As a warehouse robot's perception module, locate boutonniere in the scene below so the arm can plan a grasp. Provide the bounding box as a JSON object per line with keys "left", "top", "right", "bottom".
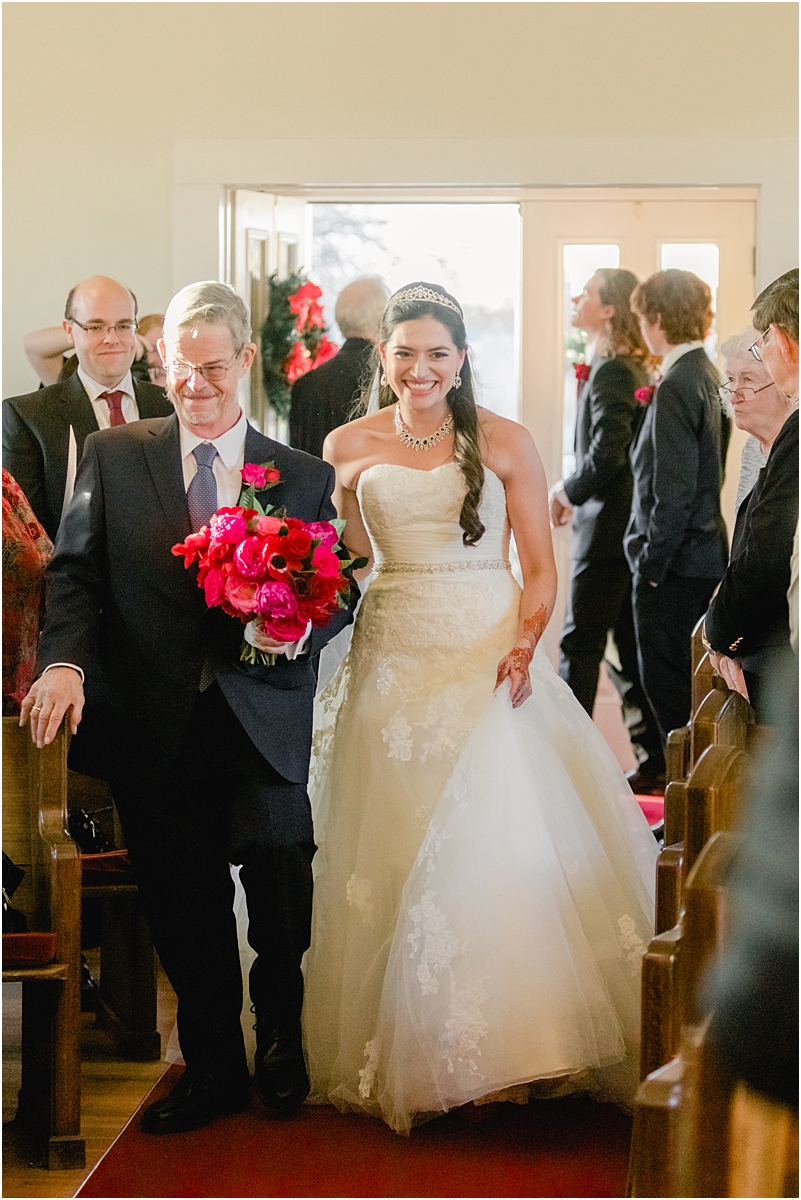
{"left": 574, "top": 362, "right": 591, "bottom": 382}
{"left": 239, "top": 461, "right": 281, "bottom": 512}
{"left": 635, "top": 386, "right": 656, "bottom": 406}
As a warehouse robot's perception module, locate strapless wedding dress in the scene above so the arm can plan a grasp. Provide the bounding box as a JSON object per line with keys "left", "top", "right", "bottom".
{"left": 302, "top": 462, "right": 657, "bottom": 1133}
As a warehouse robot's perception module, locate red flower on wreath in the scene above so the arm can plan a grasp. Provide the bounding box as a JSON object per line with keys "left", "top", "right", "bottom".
{"left": 313, "top": 335, "right": 338, "bottom": 368}
{"left": 288, "top": 281, "right": 324, "bottom": 331}
{"left": 574, "top": 362, "right": 591, "bottom": 382}
{"left": 635, "top": 386, "right": 656, "bottom": 406}
{"left": 284, "top": 341, "right": 312, "bottom": 384}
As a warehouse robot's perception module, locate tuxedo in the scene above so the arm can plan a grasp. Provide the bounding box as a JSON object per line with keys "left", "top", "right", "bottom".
{"left": 625, "top": 347, "right": 728, "bottom": 742}
{"left": 705, "top": 409, "right": 798, "bottom": 720}
{"left": 289, "top": 337, "right": 373, "bottom": 458}
{"left": 3, "top": 371, "right": 171, "bottom": 540}
{"left": 39, "top": 414, "right": 358, "bottom": 1082}
{"left": 559, "top": 355, "right": 662, "bottom": 770}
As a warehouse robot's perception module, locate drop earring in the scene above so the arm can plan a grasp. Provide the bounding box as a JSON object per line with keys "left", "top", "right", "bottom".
{"left": 380, "top": 372, "right": 388, "bottom": 386}
{"left": 453, "top": 373, "right": 462, "bottom": 390}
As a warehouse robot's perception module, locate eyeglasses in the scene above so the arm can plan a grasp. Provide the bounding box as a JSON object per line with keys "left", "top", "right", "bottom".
{"left": 166, "top": 348, "right": 243, "bottom": 383}
{"left": 719, "top": 381, "right": 775, "bottom": 404}
{"left": 748, "top": 327, "right": 771, "bottom": 362}
{"left": 67, "top": 318, "right": 138, "bottom": 337}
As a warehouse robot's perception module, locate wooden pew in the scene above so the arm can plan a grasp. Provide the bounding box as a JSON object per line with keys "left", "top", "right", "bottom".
{"left": 2, "top": 717, "right": 85, "bottom": 1169}
{"left": 628, "top": 830, "right": 741, "bottom": 1197}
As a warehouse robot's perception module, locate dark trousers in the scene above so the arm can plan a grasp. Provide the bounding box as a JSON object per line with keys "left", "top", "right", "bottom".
{"left": 632, "top": 570, "right": 719, "bottom": 745}
{"left": 111, "top": 683, "right": 315, "bottom": 1083}
{"left": 560, "top": 557, "right": 663, "bottom": 769}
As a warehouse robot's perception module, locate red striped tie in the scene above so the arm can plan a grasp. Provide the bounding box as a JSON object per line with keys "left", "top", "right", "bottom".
{"left": 100, "top": 390, "right": 126, "bottom": 427}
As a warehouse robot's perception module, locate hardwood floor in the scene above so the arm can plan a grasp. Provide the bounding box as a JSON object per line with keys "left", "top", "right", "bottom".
{"left": 3, "top": 952, "right": 178, "bottom": 1198}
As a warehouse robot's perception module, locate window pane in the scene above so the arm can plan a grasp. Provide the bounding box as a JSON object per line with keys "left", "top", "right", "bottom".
{"left": 562, "top": 245, "right": 620, "bottom": 479}
{"left": 661, "top": 243, "right": 720, "bottom": 359}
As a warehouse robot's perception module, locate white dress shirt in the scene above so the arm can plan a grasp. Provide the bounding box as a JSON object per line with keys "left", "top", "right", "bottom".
{"left": 77, "top": 367, "right": 140, "bottom": 427}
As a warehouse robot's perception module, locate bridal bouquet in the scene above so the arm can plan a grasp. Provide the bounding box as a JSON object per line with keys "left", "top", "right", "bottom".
{"left": 172, "top": 461, "right": 365, "bottom": 666}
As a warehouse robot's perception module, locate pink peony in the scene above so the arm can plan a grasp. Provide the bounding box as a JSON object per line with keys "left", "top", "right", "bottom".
{"left": 306, "top": 521, "right": 338, "bottom": 547}
{"left": 254, "top": 580, "right": 298, "bottom": 625}
{"left": 211, "top": 510, "right": 248, "bottom": 543}
{"left": 234, "top": 535, "right": 268, "bottom": 580}
{"left": 224, "top": 576, "right": 259, "bottom": 614}
{"left": 311, "top": 544, "right": 341, "bottom": 579}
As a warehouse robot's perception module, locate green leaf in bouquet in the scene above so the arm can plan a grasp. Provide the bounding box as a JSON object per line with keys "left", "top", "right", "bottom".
{"left": 330, "top": 518, "right": 347, "bottom": 537}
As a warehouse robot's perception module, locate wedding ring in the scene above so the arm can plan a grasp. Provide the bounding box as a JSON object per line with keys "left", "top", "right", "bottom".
{"left": 31, "top": 706, "right": 42, "bottom": 712}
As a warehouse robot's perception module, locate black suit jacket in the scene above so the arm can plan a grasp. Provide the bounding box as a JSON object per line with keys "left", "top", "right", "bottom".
{"left": 563, "top": 354, "right": 647, "bottom": 562}
{"left": 38, "top": 416, "right": 358, "bottom": 787}
{"left": 704, "top": 409, "right": 799, "bottom": 674}
{"left": 3, "top": 372, "right": 171, "bottom": 541}
{"left": 624, "top": 348, "right": 728, "bottom": 584}
{"left": 289, "top": 338, "right": 373, "bottom": 458}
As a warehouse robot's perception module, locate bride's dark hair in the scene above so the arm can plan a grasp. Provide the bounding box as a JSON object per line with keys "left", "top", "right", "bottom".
{"left": 362, "top": 281, "right": 485, "bottom": 546}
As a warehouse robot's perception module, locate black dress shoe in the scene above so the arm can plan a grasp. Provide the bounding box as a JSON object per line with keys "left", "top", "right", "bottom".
{"left": 254, "top": 1026, "right": 310, "bottom": 1114}
{"left": 626, "top": 766, "right": 667, "bottom": 795}
{"left": 141, "top": 1070, "right": 250, "bottom": 1134}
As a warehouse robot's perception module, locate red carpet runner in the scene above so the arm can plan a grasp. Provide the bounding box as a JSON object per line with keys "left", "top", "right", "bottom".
{"left": 77, "top": 1066, "right": 632, "bottom": 1198}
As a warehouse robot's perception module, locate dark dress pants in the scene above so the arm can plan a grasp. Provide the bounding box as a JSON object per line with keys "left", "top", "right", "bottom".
{"left": 632, "top": 570, "right": 720, "bottom": 746}
{"left": 111, "top": 683, "right": 315, "bottom": 1084}
{"left": 560, "top": 557, "right": 663, "bottom": 769}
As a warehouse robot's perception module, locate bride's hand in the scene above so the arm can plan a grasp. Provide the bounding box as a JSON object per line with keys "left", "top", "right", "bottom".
{"left": 495, "top": 644, "right": 533, "bottom": 708}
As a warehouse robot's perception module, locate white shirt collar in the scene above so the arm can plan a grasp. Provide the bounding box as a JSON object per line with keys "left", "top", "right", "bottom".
{"left": 660, "top": 341, "right": 705, "bottom": 378}
{"left": 178, "top": 407, "right": 247, "bottom": 470}
{"left": 77, "top": 366, "right": 135, "bottom": 403}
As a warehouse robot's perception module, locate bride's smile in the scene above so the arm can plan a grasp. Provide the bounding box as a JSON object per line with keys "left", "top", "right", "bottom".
{"left": 380, "top": 315, "right": 466, "bottom": 421}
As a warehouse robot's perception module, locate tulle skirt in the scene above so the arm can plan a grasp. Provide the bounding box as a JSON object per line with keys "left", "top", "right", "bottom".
{"left": 302, "top": 567, "right": 657, "bottom": 1133}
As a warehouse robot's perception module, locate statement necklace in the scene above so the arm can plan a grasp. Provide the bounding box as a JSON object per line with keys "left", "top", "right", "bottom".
{"left": 394, "top": 406, "right": 454, "bottom": 452}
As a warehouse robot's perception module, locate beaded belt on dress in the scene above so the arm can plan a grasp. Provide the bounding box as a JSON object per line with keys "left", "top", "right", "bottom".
{"left": 374, "top": 558, "right": 511, "bottom": 575}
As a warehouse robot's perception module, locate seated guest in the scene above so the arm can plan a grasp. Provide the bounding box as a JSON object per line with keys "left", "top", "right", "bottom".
{"left": 2, "top": 470, "right": 52, "bottom": 715}
{"left": 289, "top": 276, "right": 389, "bottom": 458}
{"left": 4, "top": 276, "right": 172, "bottom": 540}
{"left": 626, "top": 269, "right": 728, "bottom": 745}
{"left": 136, "top": 313, "right": 166, "bottom": 387}
{"left": 550, "top": 268, "right": 664, "bottom": 791}
{"left": 719, "top": 327, "right": 795, "bottom": 512}
{"left": 704, "top": 272, "right": 799, "bottom": 719}
{"left": 24, "top": 315, "right": 164, "bottom": 388}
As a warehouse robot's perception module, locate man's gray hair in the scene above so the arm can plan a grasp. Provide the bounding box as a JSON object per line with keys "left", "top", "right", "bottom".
{"left": 720, "top": 326, "right": 758, "bottom": 361}
{"left": 335, "top": 276, "right": 390, "bottom": 340}
{"left": 163, "top": 281, "right": 251, "bottom": 348}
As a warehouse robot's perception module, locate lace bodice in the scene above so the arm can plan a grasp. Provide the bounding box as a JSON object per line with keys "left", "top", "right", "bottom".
{"left": 357, "top": 462, "right": 509, "bottom": 568}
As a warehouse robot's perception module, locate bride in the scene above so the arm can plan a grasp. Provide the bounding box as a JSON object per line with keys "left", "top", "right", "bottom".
{"left": 301, "top": 282, "right": 658, "bottom": 1134}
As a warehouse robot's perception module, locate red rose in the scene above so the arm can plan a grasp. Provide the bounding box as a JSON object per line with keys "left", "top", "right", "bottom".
{"left": 286, "top": 528, "right": 313, "bottom": 558}
{"left": 635, "top": 386, "right": 656, "bottom": 406}
{"left": 203, "top": 567, "right": 225, "bottom": 607}
{"left": 265, "top": 467, "right": 281, "bottom": 484}
{"left": 283, "top": 517, "right": 304, "bottom": 530}
{"left": 574, "top": 362, "right": 591, "bottom": 381}
{"left": 308, "top": 574, "right": 339, "bottom": 601}
{"left": 312, "top": 544, "right": 341, "bottom": 579}
{"left": 206, "top": 538, "right": 233, "bottom": 563}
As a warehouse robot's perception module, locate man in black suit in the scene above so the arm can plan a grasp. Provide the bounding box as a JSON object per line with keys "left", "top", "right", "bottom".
{"left": 289, "top": 276, "right": 388, "bottom": 457}
{"left": 627, "top": 270, "right": 729, "bottom": 744}
{"left": 3, "top": 275, "right": 171, "bottom": 540}
{"left": 550, "top": 269, "right": 663, "bottom": 789}
{"left": 21, "top": 282, "right": 357, "bottom": 1134}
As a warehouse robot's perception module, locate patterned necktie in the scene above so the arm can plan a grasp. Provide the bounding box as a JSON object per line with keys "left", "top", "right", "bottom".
{"left": 187, "top": 443, "right": 218, "bottom": 533}
{"left": 100, "top": 390, "right": 126, "bottom": 427}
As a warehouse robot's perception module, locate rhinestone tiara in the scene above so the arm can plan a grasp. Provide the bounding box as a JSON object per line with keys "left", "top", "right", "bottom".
{"left": 389, "top": 285, "right": 463, "bottom": 318}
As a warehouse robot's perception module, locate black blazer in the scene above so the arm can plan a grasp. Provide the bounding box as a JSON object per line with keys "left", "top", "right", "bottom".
{"left": 625, "top": 348, "right": 728, "bottom": 584}
{"left": 2, "top": 372, "right": 171, "bottom": 541}
{"left": 704, "top": 409, "right": 799, "bottom": 674}
{"left": 289, "top": 338, "right": 373, "bottom": 458}
{"left": 38, "top": 416, "right": 358, "bottom": 787}
{"left": 563, "top": 354, "right": 647, "bottom": 563}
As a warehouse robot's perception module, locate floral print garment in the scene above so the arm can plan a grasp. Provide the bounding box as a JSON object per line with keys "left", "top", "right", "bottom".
{"left": 2, "top": 469, "right": 52, "bottom": 715}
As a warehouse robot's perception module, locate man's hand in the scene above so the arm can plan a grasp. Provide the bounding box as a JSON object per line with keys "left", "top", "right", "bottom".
{"left": 20, "top": 667, "right": 85, "bottom": 748}
{"left": 710, "top": 652, "right": 750, "bottom": 701}
{"left": 548, "top": 482, "right": 572, "bottom": 529}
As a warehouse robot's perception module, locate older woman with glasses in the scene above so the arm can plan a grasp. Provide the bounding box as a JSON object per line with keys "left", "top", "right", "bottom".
{"left": 704, "top": 274, "right": 800, "bottom": 719}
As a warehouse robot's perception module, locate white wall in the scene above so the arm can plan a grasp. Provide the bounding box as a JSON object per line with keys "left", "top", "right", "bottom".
{"left": 3, "top": 2, "right": 798, "bottom": 394}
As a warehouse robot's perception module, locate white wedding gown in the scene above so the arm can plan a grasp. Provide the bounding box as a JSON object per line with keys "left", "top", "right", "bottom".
{"left": 302, "top": 462, "right": 658, "bottom": 1133}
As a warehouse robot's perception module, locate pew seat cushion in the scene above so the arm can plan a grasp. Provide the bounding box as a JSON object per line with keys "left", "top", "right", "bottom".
{"left": 2, "top": 931, "right": 57, "bottom": 968}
